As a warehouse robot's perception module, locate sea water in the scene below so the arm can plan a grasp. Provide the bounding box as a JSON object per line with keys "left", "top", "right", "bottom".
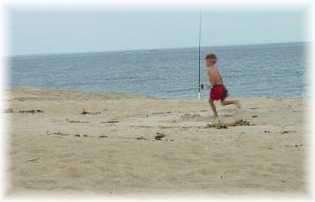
{"left": 8, "top": 42, "right": 306, "bottom": 99}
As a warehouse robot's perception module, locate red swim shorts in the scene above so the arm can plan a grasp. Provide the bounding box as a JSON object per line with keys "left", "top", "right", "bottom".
{"left": 209, "top": 84, "right": 228, "bottom": 101}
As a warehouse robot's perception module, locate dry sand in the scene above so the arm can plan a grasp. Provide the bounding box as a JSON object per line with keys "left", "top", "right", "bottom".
{"left": 5, "top": 87, "right": 307, "bottom": 195}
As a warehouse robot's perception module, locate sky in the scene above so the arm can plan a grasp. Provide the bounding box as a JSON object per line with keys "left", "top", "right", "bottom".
{"left": 8, "top": 8, "right": 307, "bottom": 56}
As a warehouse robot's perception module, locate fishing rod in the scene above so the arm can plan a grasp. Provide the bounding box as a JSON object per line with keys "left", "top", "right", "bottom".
{"left": 166, "top": 11, "right": 206, "bottom": 97}
{"left": 163, "top": 11, "right": 207, "bottom": 96}
{"left": 198, "top": 10, "right": 202, "bottom": 100}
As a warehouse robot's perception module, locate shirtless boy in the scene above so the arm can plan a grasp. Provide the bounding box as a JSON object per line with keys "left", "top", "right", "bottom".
{"left": 205, "top": 53, "right": 240, "bottom": 121}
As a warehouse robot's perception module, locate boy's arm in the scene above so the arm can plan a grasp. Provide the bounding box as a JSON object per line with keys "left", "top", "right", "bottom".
{"left": 203, "top": 70, "right": 212, "bottom": 90}
{"left": 207, "top": 69, "right": 212, "bottom": 84}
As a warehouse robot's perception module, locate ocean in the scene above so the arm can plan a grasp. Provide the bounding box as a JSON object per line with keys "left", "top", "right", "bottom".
{"left": 8, "top": 42, "right": 306, "bottom": 99}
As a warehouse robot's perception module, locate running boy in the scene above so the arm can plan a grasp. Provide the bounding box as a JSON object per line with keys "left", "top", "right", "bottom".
{"left": 205, "top": 53, "right": 240, "bottom": 121}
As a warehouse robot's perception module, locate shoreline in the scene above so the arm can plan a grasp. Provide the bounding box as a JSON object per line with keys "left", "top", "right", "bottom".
{"left": 6, "top": 87, "right": 305, "bottom": 194}
{"left": 6, "top": 86, "right": 305, "bottom": 101}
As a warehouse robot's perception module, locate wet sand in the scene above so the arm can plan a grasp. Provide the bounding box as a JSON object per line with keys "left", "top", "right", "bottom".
{"left": 5, "top": 87, "right": 306, "bottom": 195}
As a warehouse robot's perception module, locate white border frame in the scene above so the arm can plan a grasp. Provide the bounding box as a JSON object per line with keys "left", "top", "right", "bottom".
{"left": 1, "top": 0, "right": 313, "bottom": 201}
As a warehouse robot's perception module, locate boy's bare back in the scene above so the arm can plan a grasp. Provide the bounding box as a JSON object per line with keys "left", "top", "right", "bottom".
{"left": 207, "top": 65, "right": 223, "bottom": 86}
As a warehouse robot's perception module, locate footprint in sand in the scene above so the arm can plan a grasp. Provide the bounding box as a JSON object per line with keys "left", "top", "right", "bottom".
{"left": 151, "top": 111, "right": 172, "bottom": 115}
{"left": 47, "top": 131, "right": 89, "bottom": 138}
{"left": 66, "top": 119, "right": 89, "bottom": 123}
{"left": 154, "top": 132, "right": 166, "bottom": 140}
{"left": 249, "top": 107, "right": 258, "bottom": 110}
{"left": 206, "top": 119, "right": 251, "bottom": 129}
{"left": 27, "top": 157, "right": 40, "bottom": 162}
{"left": 281, "top": 130, "right": 296, "bottom": 134}
{"left": 47, "top": 131, "right": 71, "bottom": 136}
{"left": 80, "top": 109, "right": 101, "bottom": 115}
{"left": 206, "top": 123, "right": 227, "bottom": 129}
{"left": 136, "top": 136, "right": 147, "bottom": 140}
{"left": 100, "top": 120, "right": 119, "bottom": 124}
{"left": 19, "top": 109, "right": 44, "bottom": 114}
{"left": 74, "top": 134, "right": 89, "bottom": 138}
{"left": 285, "top": 144, "right": 303, "bottom": 148}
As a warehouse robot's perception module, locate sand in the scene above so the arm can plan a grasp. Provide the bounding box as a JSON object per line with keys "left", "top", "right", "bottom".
{"left": 5, "top": 87, "right": 306, "bottom": 195}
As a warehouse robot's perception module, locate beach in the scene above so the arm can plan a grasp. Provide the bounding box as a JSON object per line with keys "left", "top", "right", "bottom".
{"left": 6, "top": 87, "right": 306, "bottom": 195}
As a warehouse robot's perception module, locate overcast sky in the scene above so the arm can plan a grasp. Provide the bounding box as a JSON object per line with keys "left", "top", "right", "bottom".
{"left": 8, "top": 8, "right": 306, "bottom": 56}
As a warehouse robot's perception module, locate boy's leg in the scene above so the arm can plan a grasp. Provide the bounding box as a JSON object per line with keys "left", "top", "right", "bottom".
{"left": 209, "top": 99, "right": 218, "bottom": 117}
{"left": 221, "top": 99, "right": 241, "bottom": 109}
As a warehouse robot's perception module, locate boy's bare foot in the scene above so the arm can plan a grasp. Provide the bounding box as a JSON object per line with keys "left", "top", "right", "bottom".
{"left": 210, "top": 116, "right": 221, "bottom": 125}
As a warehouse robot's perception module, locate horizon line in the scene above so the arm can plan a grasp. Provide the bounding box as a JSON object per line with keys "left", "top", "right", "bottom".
{"left": 9, "top": 40, "right": 307, "bottom": 58}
